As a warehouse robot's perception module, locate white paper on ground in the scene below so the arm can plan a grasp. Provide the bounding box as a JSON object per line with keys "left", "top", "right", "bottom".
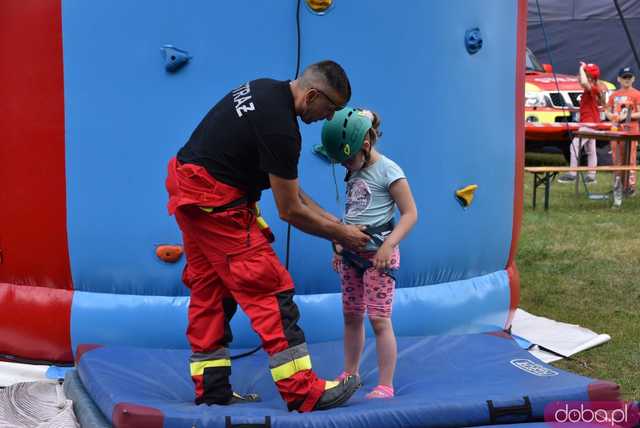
{"left": 511, "top": 308, "right": 611, "bottom": 364}
{"left": 0, "top": 361, "right": 49, "bottom": 387}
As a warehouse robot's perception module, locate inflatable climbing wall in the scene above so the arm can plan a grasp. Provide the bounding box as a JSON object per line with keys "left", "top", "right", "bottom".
{"left": 8, "top": 2, "right": 628, "bottom": 428}
{"left": 0, "top": 0, "right": 524, "bottom": 363}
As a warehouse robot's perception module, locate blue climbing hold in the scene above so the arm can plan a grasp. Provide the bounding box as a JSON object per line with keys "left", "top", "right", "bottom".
{"left": 465, "top": 28, "right": 483, "bottom": 55}
{"left": 160, "top": 45, "right": 192, "bottom": 72}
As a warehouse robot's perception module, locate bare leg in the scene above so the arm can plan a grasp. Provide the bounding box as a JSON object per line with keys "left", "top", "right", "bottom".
{"left": 369, "top": 316, "right": 397, "bottom": 387}
{"left": 343, "top": 313, "right": 365, "bottom": 375}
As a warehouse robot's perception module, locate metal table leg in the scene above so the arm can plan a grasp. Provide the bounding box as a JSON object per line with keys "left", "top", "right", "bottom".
{"left": 544, "top": 172, "right": 552, "bottom": 211}
{"left": 532, "top": 173, "right": 538, "bottom": 209}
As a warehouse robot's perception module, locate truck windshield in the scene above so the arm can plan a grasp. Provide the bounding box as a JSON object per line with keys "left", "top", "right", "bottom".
{"left": 526, "top": 48, "right": 545, "bottom": 72}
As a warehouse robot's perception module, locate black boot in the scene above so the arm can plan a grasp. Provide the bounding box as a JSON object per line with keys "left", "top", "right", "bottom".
{"left": 225, "top": 391, "right": 261, "bottom": 404}
{"left": 313, "top": 375, "right": 360, "bottom": 411}
{"left": 197, "top": 391, "right": 261, "bottom": 406}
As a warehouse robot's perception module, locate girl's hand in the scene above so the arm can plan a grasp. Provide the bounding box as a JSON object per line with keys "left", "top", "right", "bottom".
{"left": 373, "top": 243, "right": 394, "bottom": 271}
{"left": 332, "top": 243, "right": 343, "bottom": 272}
{"left": 332, "top": 253, "right": 342, "bottom": 272}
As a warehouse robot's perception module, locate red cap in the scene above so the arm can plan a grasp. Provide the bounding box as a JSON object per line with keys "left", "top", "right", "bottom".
{"left": 584, "top": 63, "right": 600, "bottom": 80}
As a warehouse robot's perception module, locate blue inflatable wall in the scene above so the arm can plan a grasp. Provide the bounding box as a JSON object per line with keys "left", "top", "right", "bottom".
{"left": 0, "top": 0, "right": 525, "bottom": 361}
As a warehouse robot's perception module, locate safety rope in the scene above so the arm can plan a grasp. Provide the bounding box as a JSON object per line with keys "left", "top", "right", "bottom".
{"left": 230, "top": 0, "right": 303, "bottom": 361}
{"left": 285, "top": 0, "right": 302, "bottom": 271}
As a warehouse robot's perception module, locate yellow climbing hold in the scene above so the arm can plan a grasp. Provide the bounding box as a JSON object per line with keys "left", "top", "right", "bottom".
{"left": 455, "top": 184, "right": 478, "bottom": 207}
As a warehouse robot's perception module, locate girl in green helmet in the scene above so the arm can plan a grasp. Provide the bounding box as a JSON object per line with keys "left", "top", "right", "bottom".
{"left": 321, "top": 107, "right": 418, "bottom": 399}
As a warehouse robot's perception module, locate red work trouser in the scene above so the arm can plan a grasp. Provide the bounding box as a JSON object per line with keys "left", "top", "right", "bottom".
{"left": 167, "top": 159, "right": 325, "bottom": 411}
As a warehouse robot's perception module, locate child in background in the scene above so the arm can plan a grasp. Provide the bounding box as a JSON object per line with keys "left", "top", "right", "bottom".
{"left": 605, "top": 66, "right": 640, "bottom": 199}
{"left": 557, "top": 62, "right": 607, "bottom": 184}
{"left": 321, "top": 107, "right": 418, "bottom": 399}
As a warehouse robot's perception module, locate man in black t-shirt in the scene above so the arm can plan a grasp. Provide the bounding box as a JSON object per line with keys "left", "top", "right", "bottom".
{"left": 166, "top": 61, "right": 368, "bottom": 412}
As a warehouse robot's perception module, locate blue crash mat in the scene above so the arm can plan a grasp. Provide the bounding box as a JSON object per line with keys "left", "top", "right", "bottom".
{"left": 75, "top": 333, "right": 620, "bottom": 428}
{"left": 480, "top": 425, "right": 625, "bottom": 428}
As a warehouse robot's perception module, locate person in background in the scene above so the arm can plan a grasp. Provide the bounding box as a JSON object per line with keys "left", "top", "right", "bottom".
{"left": 605, "top": 66, "right": 640, "bottom": 199}
{"left": 558, "top": 62, "right": 607, "bottom": 184}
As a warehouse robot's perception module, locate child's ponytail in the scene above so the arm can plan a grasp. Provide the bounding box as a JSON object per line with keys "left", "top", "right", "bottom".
{"left": 363, "top": 110, "right": 382, "bottom": 146}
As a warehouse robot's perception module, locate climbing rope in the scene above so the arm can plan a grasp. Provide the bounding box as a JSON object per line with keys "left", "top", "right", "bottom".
{"left": 231, "top": 0, "right": 303, "bottom": 361}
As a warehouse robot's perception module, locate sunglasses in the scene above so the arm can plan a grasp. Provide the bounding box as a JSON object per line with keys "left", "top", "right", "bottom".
{"left": 312, "top": 87, "right": 345, "bottom": 111}
{"left": 620, "top": 75, "right": 634, "bottom": 79}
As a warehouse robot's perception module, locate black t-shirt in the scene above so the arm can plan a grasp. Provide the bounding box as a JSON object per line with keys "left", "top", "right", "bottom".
{"left": 177, "top": 79, "right": 301, "bottom": 200}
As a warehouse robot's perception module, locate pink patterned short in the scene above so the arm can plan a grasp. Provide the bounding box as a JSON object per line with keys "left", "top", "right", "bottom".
{"left": 339, "top": 247, "right": 400, "bottom": 318}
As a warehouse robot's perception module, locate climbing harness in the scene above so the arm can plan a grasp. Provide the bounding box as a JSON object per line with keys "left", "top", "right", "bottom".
{"left": 334, "top": 220, "right": 397, "bottom": 280}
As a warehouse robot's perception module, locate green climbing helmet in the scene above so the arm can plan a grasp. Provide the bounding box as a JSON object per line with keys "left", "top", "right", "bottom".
{"left": 321, "top": 107, "right": 372, "bottom": 163}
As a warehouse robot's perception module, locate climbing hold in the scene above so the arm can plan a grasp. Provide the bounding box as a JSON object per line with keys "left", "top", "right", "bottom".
{"left": 465, "top": 28, "right": 483, "bottom": 55}
{"left": 455, "top": 184, "right": 478, "bottom": 207}
{"left": 155, "top": 244, "right": 184, "bottom": 263}
{"left": 160, "top": 45, "right": 192, "bottom": 72}
{"left": 305, "top": 0, "right": 334, "bottom": 15}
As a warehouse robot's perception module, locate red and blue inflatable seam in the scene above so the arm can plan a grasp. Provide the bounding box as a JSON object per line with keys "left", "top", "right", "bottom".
{"left": 505, "top": 0, "right": 527, "bottom": 330}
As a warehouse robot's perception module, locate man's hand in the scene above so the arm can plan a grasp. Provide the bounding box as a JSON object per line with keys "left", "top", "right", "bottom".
{"left": 336, "top": 224, "right": 369, "bottom": 251}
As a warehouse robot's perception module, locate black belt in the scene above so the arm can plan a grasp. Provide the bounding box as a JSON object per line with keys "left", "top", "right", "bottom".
{"left": 363, "top": 221, "right": 394, "bottom": 247}
{"left": 201, "top": 196, "right": 249, "bottom": 213}
{"left": 338, "top": 220, "right": 396, "bottom": 279}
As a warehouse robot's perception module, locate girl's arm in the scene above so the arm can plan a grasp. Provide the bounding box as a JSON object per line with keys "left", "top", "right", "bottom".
{"left": 597, "top": 83, "right": 607, "bottom": 107}
{"left": 578, "top": 64, "right": 591, "bottom": 91}
{"left": 372, "top": 178, "right": 418, "bottom": 270}
{"left": 385, "top": 179, "right": 418, "bottom": 248}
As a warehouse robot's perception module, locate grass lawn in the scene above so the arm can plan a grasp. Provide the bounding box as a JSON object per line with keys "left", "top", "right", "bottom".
{"left": 518, "top": 153, "right": 640, "bottom": 400}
